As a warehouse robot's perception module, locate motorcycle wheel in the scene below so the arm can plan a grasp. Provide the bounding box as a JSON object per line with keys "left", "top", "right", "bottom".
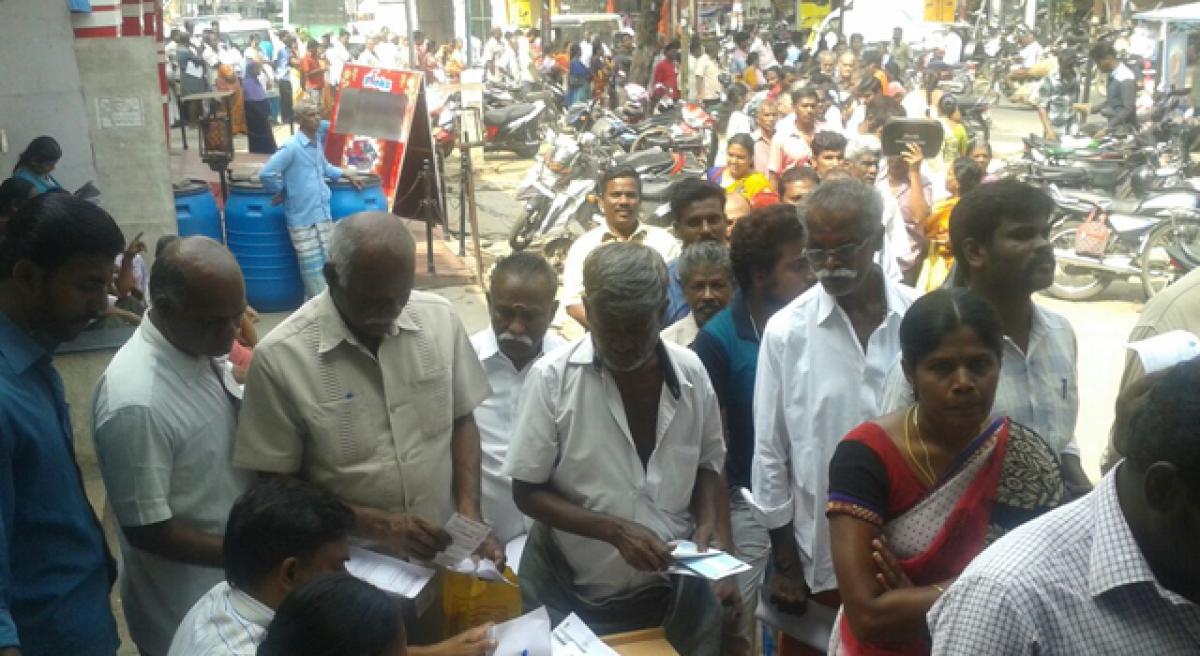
{"left": 513, "top": 141, "right": 540, "bottom": 158}
{"left": 1140, "top": 219, "right": 1200, "bottom": 300}
{"left": 1047, "top": 219, "right": 1113, "bottom": 301}
{"left": 508, "top": 206, "right": 545, "bottom": 251}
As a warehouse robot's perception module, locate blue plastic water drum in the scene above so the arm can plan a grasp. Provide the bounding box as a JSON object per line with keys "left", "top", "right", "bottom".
{"left": 225, "top": 180, "right": 305, "bottom": 312}
{"left": 330, "top": 173, "right": 388, "bottom": 222}
{"left": 173, "top": 179, "right": 223, "bottom": 242}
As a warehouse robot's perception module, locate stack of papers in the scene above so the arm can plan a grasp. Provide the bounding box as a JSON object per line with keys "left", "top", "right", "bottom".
{"left": 668, "top": 540, "right": 751, "bottom": 580}
{"left": 551, "top": 613, "right": 620, "bottom": 656}
{"left": 346, "top": 546, "right": 434, "bottom": 599}
{"left": 491, "top": 607, "right": 552, "bottom": 656}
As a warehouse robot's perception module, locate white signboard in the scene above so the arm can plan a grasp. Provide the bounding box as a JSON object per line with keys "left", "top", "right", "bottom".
{"left": 96, "top": 96, "right": 144, "bottom": 129}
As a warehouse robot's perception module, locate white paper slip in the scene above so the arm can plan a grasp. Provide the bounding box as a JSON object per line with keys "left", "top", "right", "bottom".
{"left": 491, "top": 606, "right": 552, "bottom": 656}
{"left": 434, "top": 513, "right": 492, "bottom": 568}
{"left": 346, "top": 546, "right": 435, "bottom": 599}
{"left": 669, "top": 551, "right": 752, "bottom": 580}
{"left": 551, "top": 613, "right": 620, "bottom": 656}
{"left": 506, "top": 534, "right": 528, "bottom": 576}
{"left": 1128, "top": 330, "right": 1200, "bottom": 375}
{"left": 449, "top": 557, "right": 516, "bottom": 586}
{"left": 669, "top": 539, "right": 712, "bottom": 560}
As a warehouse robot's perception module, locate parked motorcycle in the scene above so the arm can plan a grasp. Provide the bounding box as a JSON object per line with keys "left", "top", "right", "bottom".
{"left": 482, "top": 100, "right": 548, "bottom": 158}
{"left": 1045, "top": 185, "right": 1200, "bottom": 300}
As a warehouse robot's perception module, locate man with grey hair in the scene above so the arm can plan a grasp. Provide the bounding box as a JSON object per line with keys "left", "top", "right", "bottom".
{"left": 753, "top": 179, "right": 916, "bottom": 648}
{"left": 839, "top": 138, "right": 909, "bottom": 282}
{"left": 662, "top": 241, "right": 734, "bottom": 346}
{"left": 92, "top": 237, "right": 254, "bottom": 656}
{"left": 234, "top": 212, "right": 501, "bottom": 643}
{"left": 259, "top": 99, "right": 361, "bottom": 299}
{"left": 506, "top": 242, "right": 735, "bottom": 654}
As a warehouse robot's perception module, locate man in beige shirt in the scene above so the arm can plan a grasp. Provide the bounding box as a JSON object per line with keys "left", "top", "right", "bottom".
{"left": 233, "top": 213, "right": 501, "bottom": 617}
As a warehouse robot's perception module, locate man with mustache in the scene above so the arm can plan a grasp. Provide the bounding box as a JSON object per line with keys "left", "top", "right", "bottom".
{"left": 753, "top": 179, "right": 916, "bottom": 653}
{"left": 661, "top": 241, "right": 735, "bottom": 346}
{"left": 234, "top": 212, "right": 502, "bottom": 645}
{"left": 878, "top": 180, "right": 1093, "bottom": 498}
{"left": 561, "top": 167, "right": 679, "bottom": 331}
{"left": 0, "top": 193, "right": 125, "bottom": 656}
{"left": 506, "top": 243, "right": 735, "bottom": 654}
{"left": 470, "top": 251, "right": 564, "bottom": 546}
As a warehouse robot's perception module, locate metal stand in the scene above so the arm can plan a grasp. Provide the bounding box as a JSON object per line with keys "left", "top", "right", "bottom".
{"left": 417, "top": 158, "right": 440, "bottom": 275}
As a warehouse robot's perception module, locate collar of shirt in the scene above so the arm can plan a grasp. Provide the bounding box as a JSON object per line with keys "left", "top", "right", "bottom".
{"left": 601, "top": 224, "right": 649, "bottom": 243}
{"left": 141, "top": 315, "right": 211, "bottom": 376}
{"left": 295, "top": 131, "right": 317, "bottom": 149}
{"left": 1087, "top": 470, "right": 1194, "bottom": 607}
{"left": 814, "top": 272, "right": 908, "bottom": 327}
{"left": 568, "top": 337, "right": 684, "bottom": 401}
{"left": 1003, "top": 303, "right": 1053, "bottom": 360}
{"left": 0, "top": 309, "right": 49, "bottom": 374}
{"left": 729, "top": 289, "right": 759, "bottom": 342}
{"left": 228, "top": 584, "right": 275, "bottom": 630}
{"left": 316, "top": 290, "right": 418, "bottom": 354}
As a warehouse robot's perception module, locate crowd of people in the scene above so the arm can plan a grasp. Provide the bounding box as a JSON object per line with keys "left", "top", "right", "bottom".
{"left": 2, "top": 17, "right": 1199, "bottom": 656}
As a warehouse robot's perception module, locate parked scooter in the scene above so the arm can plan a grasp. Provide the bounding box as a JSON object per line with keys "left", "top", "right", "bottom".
{"left": 482, "top": 100, "right": 548, "bottom": 158}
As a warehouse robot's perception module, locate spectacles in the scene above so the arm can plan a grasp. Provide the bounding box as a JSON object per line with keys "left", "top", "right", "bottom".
{"left": 804, "top": 236, "right": 874, "bottom": 264}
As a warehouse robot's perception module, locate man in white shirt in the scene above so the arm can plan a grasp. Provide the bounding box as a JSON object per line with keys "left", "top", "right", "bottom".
{"left": 356, "top": 36, "right": 382, "bottom": 67}
{"left": 505, "top": 243, "right": 734, "bottom": 653}
{"left": 169, "top": 478, "right": 494, "bottom": 656}
{"left": 579, "top": 31, "right": 594, "bottom": 68}
{"left": 928, "top": 359, "right": 1200, "bottom": 654}
{"left": 471, "top": 252, "right": 564, "bottom": 544}
{"left": 878, "top": 180, "right": 1093, "bottom": 497}
{"left": 482, "top": 27, "right": 505, "bottom": 69}
{"left": 753, "top": 179, "right": 917, "bottom": 645}
{"left": 93, "top": 237, "right": 254, "bottom": 656}
{"left": 561, "top": 167, "right": 681, "bottom": 330}
{"left": 326, "top": 30, "right": 351, "bottom": 86}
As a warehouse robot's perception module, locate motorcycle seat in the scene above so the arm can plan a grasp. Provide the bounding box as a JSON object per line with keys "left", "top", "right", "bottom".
{"left": 1062, "top": 190, "right": 1141, "bottom": 214}
{"left": 616, "top": 149, "right": 675, "bottom": 171}
{"left": 641, "top": 177, "right": 679, "bottom": 202}
{"left": 484, "top": 103, "right": 538, "bottom": 126}
{"left": 1031, "top": 165, "right": 1089, "bottom": 185}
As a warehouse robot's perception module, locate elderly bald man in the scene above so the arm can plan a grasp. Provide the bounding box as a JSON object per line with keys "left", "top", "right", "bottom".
{"left": 92, "top": 236, "right": 255, "bottom": 656}
{"left": 233, "top": 212, "right": 499, "bottom": 641}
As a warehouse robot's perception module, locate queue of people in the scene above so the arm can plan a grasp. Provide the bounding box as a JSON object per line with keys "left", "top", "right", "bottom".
{"left": 2, "top": 27, "right": 1200, "bottom": 656}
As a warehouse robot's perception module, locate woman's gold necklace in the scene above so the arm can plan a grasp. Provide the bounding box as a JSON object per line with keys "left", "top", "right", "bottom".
{"left": 904, "top": 405, "right": 938, "bottom": 486}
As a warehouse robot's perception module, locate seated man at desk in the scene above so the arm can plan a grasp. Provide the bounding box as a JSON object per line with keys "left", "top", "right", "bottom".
{"left": 505, "top": 243, "right": 735, "bottom": 656}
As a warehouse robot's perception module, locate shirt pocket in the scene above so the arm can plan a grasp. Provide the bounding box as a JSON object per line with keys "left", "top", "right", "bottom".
{"left": 411, "top": 368, "right": 453, "bottom": 441}
{"left": 307, "top": 397, "right": 378, "bottom": 467}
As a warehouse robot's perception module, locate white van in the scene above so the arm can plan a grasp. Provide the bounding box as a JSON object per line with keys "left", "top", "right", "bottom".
{"left": 219, "top": 19, "right": 273, "bottom": 52}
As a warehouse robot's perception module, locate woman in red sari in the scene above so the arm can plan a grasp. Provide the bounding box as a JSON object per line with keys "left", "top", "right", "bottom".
{"left": 827, "top": 288, "right": 1065, "bottom": 655}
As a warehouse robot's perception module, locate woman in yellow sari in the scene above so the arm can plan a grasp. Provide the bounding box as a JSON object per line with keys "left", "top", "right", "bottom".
{"left": 215, "top": 63, "right": 247, "bottom": 135}
{"left": 707, "top": 133, "right": 774, "bottom": 205}
{"left": 917, "top": 157, "right": 985, "bottom": 291}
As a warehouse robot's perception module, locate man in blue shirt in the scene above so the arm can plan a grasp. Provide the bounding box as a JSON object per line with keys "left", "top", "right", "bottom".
{"left": 690, "top": 204, "right": 811, "bottom": 652}
{"left": 0, "top": 193, "right": 126, "bottom": 656}
{"left": 665, "top": 179, "right": 729, "bottom": 325}
{"left": 259, "top": 100, "right": 360, "bottom": 299}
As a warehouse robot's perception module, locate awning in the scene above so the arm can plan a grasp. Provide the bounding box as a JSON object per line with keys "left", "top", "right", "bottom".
{"left": 1134, "top": 1, "right": 1200, "bottom": 23}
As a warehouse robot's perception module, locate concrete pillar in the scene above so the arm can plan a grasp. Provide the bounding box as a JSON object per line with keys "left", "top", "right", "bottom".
{"left": 72, "top": 0, "right": 122, "bottom": 38}
{"left": 122, "top": 0, "right": 143, "bottom": 36}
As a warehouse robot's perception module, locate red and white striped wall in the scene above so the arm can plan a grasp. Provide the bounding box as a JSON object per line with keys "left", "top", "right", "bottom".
{"left": 71, "top": 0, "right": 121, "bottom": 39}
